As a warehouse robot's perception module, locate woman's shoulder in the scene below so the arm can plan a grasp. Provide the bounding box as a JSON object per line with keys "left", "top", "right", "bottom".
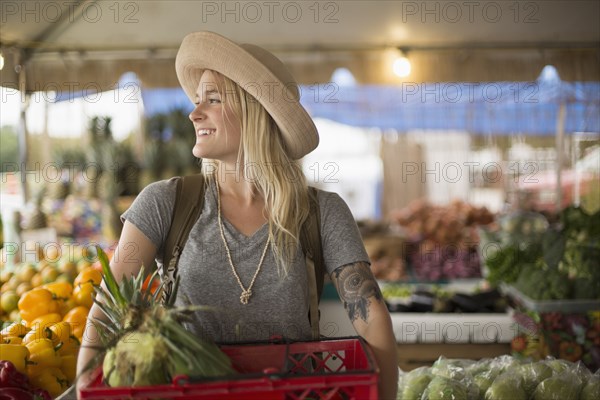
{"left": 312, "top": 186, "right": 344, "bottom": 207}
{"left": 139, "top": 177, "right": 180, "bottom": 197}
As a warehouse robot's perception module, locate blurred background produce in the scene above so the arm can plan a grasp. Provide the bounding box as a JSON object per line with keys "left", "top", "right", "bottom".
{"left": 1, "top": 244, "right": 110, "bottom": 398}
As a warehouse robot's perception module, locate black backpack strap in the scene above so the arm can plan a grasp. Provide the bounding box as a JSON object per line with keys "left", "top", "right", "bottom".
{"left": 161, "top": 174, "right": 206, "bottom": 305}
{"left": 300, "top": 187, "right": 325, "bottom": 340}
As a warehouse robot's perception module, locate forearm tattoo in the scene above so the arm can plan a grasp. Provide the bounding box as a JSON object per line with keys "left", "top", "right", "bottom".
{"left": 333, "top": 262, "right": 383, "bottom": 323}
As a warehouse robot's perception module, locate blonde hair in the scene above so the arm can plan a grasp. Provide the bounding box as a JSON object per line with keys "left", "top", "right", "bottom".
{"left": 201, "top": 71, "right": 311, "bottom": 274}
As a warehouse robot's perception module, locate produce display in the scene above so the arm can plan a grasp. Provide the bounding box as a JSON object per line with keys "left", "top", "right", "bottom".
{"left": 390, "top": 200, "right": 494, "bottom": 281}
{"left": 88, "top": 247, "right": 233, "bottom": 388}
{"left": 397, "top": 355, "right": 599, "bottom": 400}
{"left": 479, "top": 206, "right": 600, "bottom": 371}
{"left": 0, "top": 243, "right": 108, "bottom": 398}
{"left": 0, "top": 360, "right": 52, "bottom": 400}
{"left": 511, "top": 310, "right": 600, "bottom": 372}
{"left": 482, "top": 206, "right": 600, "bottom": 300}
{"left": 363, "top": 233, "right": 407, "bottom": 281}
{"left": 381, "top": 284, "right": 507, "bottom": 314}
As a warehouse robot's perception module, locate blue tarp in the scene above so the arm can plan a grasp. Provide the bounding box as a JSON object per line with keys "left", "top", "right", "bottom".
{"left": 136, "top": 79, "right": 600, "bottom": 135}
{"left": 299, "top": 81, "right": 600, "bottom": 135}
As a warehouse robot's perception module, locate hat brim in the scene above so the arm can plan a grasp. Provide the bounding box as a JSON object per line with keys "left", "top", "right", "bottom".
{"left": 176, "top": 31, "right": 318, "bottom": 160}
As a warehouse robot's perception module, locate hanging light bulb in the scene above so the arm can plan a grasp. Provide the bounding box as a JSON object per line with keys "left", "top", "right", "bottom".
{"left": 393, "top": 48, "right": 411, "bottom": 78}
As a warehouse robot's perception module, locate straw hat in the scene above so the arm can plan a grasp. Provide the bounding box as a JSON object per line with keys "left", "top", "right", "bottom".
{"left": 175, "top": 31, "right": 319, "bottom": 160}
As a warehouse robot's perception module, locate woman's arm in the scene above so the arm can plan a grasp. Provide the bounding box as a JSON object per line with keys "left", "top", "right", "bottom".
{"left": 76, "top": 221, "right": 158, "bottom": 397}
{"left": 331, "top": 262, "right": 399, "bottom": 400}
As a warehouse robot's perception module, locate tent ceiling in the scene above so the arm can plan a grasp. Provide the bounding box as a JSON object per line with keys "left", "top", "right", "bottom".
{"left": 1, "top": 0, "right": 599, "bottom": 90}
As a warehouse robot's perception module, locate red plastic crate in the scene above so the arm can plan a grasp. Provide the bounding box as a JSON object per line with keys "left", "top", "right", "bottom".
{"left": 80, "top": 337, "right": 379, "bottom": 399}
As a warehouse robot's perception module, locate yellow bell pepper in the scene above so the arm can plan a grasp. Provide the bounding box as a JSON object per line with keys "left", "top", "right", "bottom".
{"left": 29, "top": 312, "right": 62, "bottom": 332}
{"left": 2, "top": 336, "right": 23, "bottom": 344}
{"left": 74, "top": 268, "right": 102, "bottom": 287}
{"left": 73, "top": 282, "right": 96, "bottom": 308}
{"left": 21, "top": 325, "right": 55, "bottom": 346}
{"left": 60, "top": 353, "right": 77, "bottom": 383}
{"left": 42, "top": 281, "right": 73, "bottom": 299}
{"left": 25, "top": 338, "right": 62, "bottom": 368}
{"left": 62, "top": 306, "right": 90, "bottom": 340}
{"left": 0, "top": 343, "right": 30, "bottom": 374}
{"left": 0, "top": 322, "right": 30, "bottom": 337}
{"left": 18, "top": 288, "right": 60, "bottom": 322}
{"left": 29, "top": 367, "right": 69, "bottom": 398}
{"left": 48, "top": 321, "right": 73, "bottom": 347}
{"left": 58, "top": 297, "right": 77, "bottom": 316}
{"left": 57, "top": 336, "right": 80, "bottom": 356}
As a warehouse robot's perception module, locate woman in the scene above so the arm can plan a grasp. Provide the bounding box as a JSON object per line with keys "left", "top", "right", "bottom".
{"left": 77, "top": 31, "right": 398, "bottom": 398}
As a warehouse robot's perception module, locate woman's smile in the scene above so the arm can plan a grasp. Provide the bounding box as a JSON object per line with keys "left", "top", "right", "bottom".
{"left": 196, "top": 128, "right": 216, "bottom": 138}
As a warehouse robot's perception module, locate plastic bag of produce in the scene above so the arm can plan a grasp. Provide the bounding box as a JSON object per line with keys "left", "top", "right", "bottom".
{"left": 489, "top": 354, "right": 522, "bottom": 374}
{"left": 397, "top": 366, "right": 432, "bottom": 400}
{"left": 426, "top": 357, "right": 480, "bottom": 400}
{"left": 421, "top": 375, "right": 468, "bottom": 400}
{"left": 484, "top": 371, "right": 528, "bottom": 400}
{"left": 545, "top": 357, "right": 578, "bottom": 374}
{"left": 430, "top": 357, "right": 474, "bottom": 381}
{"left": 532, "top": 369, "right": 583, "bottom": 400}
{"left": 581, "top": 373, "right": 600, "bottom": 400}
{"left": 515, "top": 360, "right": 554, "bottom": 396}
{"left": 467, "top": 359, "right": 504, "bottom": 395}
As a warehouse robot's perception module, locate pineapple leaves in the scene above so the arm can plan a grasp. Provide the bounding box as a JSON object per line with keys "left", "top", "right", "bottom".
{"left": 96, "top": 245, "right": 127, "bottom": 308}
{"left": 88, "top": 246, "right": 234, "bottom": 386}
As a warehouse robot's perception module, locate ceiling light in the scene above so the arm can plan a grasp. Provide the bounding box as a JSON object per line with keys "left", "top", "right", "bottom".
{"left": 393, "top": 48, "right": 411, "bottom": 78}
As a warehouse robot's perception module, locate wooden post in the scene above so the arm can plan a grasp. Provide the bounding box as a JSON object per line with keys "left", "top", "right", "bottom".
{"left": 17, "top": 60, "right": 30, "bottom": 203}
{"left": 555, "top": 103, "right": 566, "bottom": 212}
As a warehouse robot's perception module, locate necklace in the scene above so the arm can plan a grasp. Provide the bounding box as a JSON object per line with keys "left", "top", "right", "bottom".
{"left": 216, "top": 180, "right": 270, "bottom": 305}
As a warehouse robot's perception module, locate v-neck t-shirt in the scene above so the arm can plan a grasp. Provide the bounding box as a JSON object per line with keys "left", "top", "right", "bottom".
{"left": 121, "top": 177, "right": 370, "bottom": 343}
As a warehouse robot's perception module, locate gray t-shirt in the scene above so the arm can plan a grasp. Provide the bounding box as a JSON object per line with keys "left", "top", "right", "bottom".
{"left": 121, "top": 177, "right": 369, "bottom": 343}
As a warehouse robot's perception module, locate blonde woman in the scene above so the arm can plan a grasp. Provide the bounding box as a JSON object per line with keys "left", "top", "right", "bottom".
{"left": 77, "top": 31, "right": 398, "bottom": 399}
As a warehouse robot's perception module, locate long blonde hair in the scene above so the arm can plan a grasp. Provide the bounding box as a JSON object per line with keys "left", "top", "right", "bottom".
{"left": 201, "top": 71, "right": 311, "bottom": 274}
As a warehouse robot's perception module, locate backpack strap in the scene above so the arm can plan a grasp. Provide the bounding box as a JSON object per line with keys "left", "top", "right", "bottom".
{"left": 300, "top": 187, "right": 325, "bottom": 340}
{"left": 161, "top": 174, "right": 206, "bottom": 305}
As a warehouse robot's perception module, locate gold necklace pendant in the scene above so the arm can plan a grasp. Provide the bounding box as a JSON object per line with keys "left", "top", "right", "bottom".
{"left": 216, "top": 179, "right": 270, "bottom": 306}
{"left": 240, "top": 289, "right": 252, "bottom": 304}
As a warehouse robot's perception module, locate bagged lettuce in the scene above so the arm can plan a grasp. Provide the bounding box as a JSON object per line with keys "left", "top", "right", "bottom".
{"left": 430, "top": 357, "right": 475, "bottom": 381}
{"left": 472, "top": 369, "right": 501, "bottom": 394}
{"left": 532, "top": 371, "right": 582, "bottom": 400}
{"left": 397, "top": 366, "right": 432, "bottom": 400}
{"left": 485, "top": 372, "right": 527, "bottom": 400}
{"left": 515, "top": 361, "right": 553, "bottom": 396}
{"left": 422, "top": 375, "right": 468, "bottom": 400}
{"left": 581, "top": 374, "right": 600, "bottom": 400}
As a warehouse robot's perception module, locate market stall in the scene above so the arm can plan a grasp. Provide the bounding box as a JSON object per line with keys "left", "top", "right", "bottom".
{"left": 2, "top": 1, "right": 600, "bottom": 399}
